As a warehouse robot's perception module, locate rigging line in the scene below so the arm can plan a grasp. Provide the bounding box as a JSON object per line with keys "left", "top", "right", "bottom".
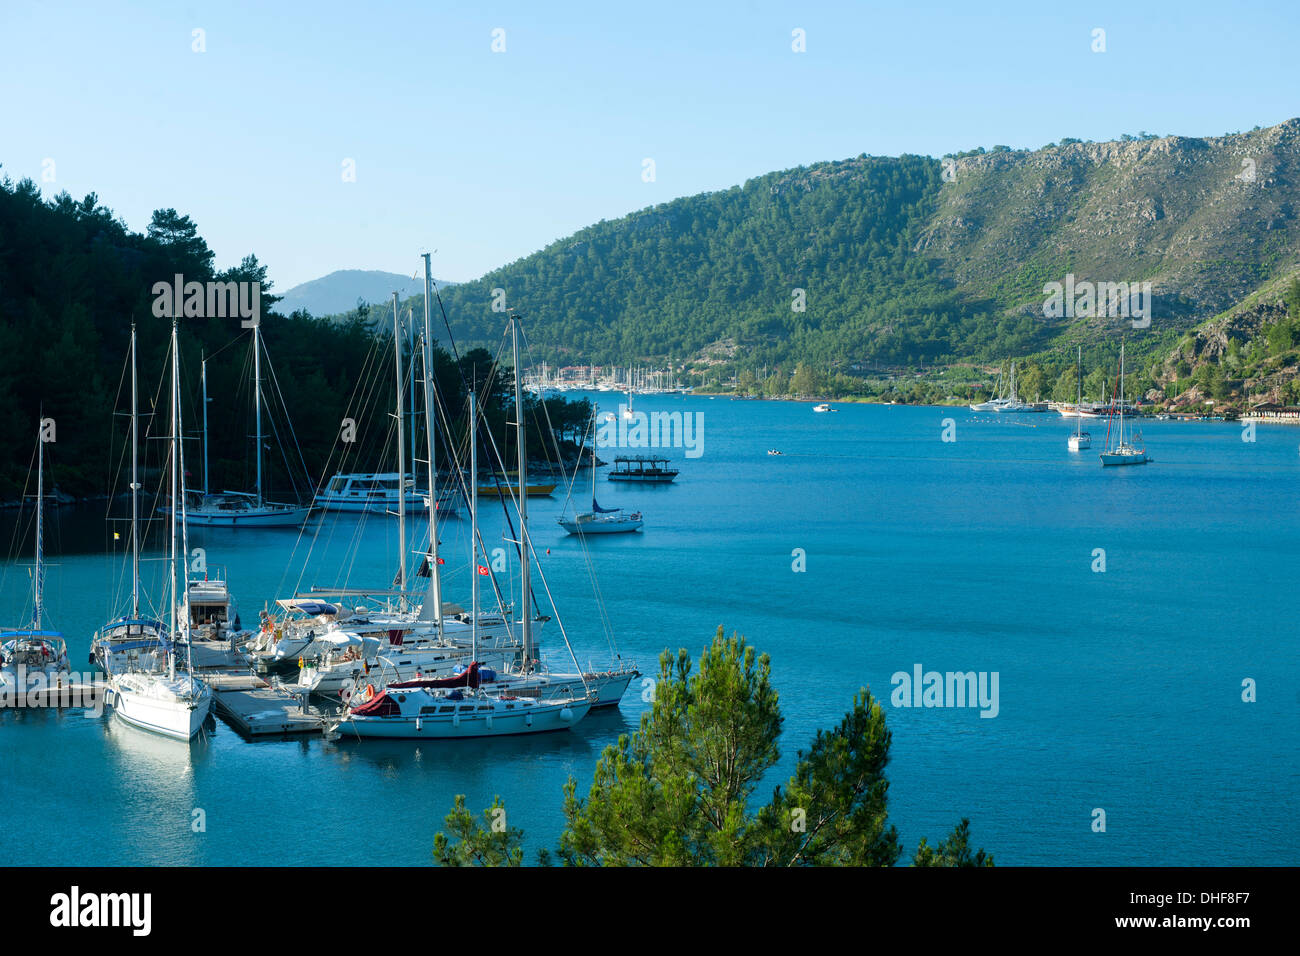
{"left": 568, "top": 413, "right": 620, "bottom": 658}
{"left": 476, "top": 382, "right": 543, "bottom": 621}
{"left": 199, "top": 331, "right": 247, "bottom": 365}
{"left": 514, "top": 488, "right": 591, "bottom": 693}
{"left": 518, "top": 325, "right": 571, "bottom": 475}
{"left": 254, "top": 337, "right": 312, "bottom": 503}
{"left": 523, "top": 366, "right": 609, "bottom": 648}
{"left": 434, "top": 327, "right": 522, "bottom": 617}
{"left": 104, "top": 344, "right": 136, "bottom": 622}
{"left": 332, "top": 331, "right": 412, "bottom": 603}
{"left": 280, "top": 335, "right": 385, "bottom": 598}
{"left": 0, "top": 436, "right": 39, "bottom": 619}
{"left": 278, "top": 329, "right": 389, "bottom": 601}
{"left": 424, "top": 313, "right": 541, "bottom": 628}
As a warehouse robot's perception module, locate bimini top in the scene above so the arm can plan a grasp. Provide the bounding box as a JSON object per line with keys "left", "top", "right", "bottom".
{"left": 275, "top": 599, "right": 340, "bottom": 616}
{"left": 100, "top": 617, "right": 169, "bottom": 634}
{"left": 0, "top": 628, "right": 66, "bottom": 641}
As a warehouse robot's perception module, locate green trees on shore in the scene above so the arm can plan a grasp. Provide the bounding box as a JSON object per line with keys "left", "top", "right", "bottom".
{"left": 0, "top": 174, "right": 589, "bottom": 500}
{"left": 433, "top": 627, "right": 991, "bottom": 867}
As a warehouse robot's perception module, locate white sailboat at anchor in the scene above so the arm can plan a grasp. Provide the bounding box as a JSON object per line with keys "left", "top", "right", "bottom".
{"left": 1099, "top": 342, "right": 1149, "bottom": 467}
{"left": 559, "top": 408, "right": 643, "bottom": 535}
{"left": 171, "top": 322, "right": 308, "bottom": 527}
{"left": 1068, "top": 346, "right": 1091, "bottom": 452}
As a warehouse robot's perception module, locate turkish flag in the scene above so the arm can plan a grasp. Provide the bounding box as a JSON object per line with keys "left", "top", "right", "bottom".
{"left": 476, "top": 565, "right": 490, "bottom": 576}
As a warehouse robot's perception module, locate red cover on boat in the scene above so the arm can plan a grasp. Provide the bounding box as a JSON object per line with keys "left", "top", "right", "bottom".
{"left": 388, "top": 661, "right": 481, "bottom": 690}
{"left": 350, "top": 691, "right": 400, "bottom": 717}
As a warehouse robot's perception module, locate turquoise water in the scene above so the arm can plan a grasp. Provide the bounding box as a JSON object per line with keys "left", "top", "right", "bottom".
{"left": 1, "top": 396, "right": 1296, "bottom": 866}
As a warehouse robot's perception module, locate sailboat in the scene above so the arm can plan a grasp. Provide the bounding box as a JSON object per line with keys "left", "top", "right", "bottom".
{"left": 969, "top": 365, "right": 1009, "bottom": 412}
{"left": 175, "top": 326, "right": 309, "bottom": 526}
{"left": 1099, "top": 342, "right": 1149, "bottom": 467}
{"left": 1068, "top": 346, "right": 1091, "bottom": 451}
{"left": 106, "top": 318, "right": 213, "bottom": 740}
{"left": 559, "top": 408, "right": 643, "bottom": 535}
{"left": 991, "top": 363, "right": 1044, "bottom": 412}
{"left": 0, "top": 421, "right": 71, "bottom": 708}
{"left": 91, "top": 326, "right": 170, "bottom": 677}
{"left": 333, "top": 386, "right": 593, "bottom": 738}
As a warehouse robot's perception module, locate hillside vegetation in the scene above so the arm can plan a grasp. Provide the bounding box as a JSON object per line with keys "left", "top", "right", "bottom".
{"left": 406, "top": 119, "right": 1300, "bottom": 395}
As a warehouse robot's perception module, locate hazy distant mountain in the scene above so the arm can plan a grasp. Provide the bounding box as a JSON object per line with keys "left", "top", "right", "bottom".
{"left": 279, "top": 269, "right": 454, "bottom": 317}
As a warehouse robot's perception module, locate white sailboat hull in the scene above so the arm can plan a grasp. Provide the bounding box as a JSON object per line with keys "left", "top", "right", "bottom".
{"left": 183, "top": 507, "right": 309, "bottom": 527}
{"left": 109, "top": 675, "right": 211, "bottom": 740}
{"left": 1099, "top": 449, "right": 1149, "bottom": 466}
{"left": 336, "top": 696, "right": 591, "bottom": 739}
{"left": 333, "top": 665, "right": 636, "bottom": 708}
{"left": 558, "top": 515, "right": 643, "bottom": 534}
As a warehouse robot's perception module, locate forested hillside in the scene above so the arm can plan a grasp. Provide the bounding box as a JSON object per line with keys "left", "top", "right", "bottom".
{"left": 410, "top": 120, "right": 1300, "bottom": 388}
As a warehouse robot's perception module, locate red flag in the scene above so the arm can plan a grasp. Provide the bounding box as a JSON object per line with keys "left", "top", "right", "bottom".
{"left": 476, "top": 565, "right": 490, "bottom": 576}
{"left": 437, "top": 558, "right": 445, "bottom": 565}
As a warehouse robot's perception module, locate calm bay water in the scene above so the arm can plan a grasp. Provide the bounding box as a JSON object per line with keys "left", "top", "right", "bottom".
{"left": 1, "top": 395, "right": 1296, "bottom": 866}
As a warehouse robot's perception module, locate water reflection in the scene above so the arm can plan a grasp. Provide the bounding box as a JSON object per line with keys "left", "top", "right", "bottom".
{"left": 100, "top": 715, "right": 212, "bottom": 866}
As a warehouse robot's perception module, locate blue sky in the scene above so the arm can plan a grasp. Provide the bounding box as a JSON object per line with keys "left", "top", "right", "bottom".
{"left": 2, "top": 1, "right": 1296, "bottom": 290}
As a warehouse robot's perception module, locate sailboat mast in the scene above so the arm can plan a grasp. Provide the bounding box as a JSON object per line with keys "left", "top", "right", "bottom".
{"left": 201, "top": 354, "right": 209, "bottom": 498}
{"left": 421, "top": 253, "right": 443, "bottom": 641}
{"left": 130, "top": 325, "right": 140, "bottom": 619}
{"left": 254, "top": 319, "right": 263, "bottom": 508}
{"left": 1119, "top": 342, "right": 1126, "bottom": 439}
{"left": 168, "top": 317, "right": 180, "bottom": 682}
{"left": 176, "top": 336, "right": 196, "bottom": 687}
{"left": 393, "top": 292, "right": 406, "bottom": 602}
{"left": 512, "top": 315, "right": 531, "bottom": 667}
{"left": 1076, "top": 346, "right": 1083, "bottom": 439}
{"left": 409, "top": 308, "right": 417, "bottom": 484}
{"left": 33, "top": 417, "right": 44, "bottom": 630}
{"left": 469, "top": 389, "right": 479, "bottom": 663}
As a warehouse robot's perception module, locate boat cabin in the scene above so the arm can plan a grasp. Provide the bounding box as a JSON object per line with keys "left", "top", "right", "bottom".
{"left": 608, "top": 456, "right": 679, "bottom": 482}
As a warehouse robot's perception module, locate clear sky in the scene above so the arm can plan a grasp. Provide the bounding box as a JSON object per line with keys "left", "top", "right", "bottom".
{"left": 2, "top": 1, "right": 1297, "bottom": 290}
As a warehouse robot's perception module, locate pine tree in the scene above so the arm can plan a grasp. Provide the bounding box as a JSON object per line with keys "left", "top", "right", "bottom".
{"left": 434, "top": 627, "right": 991, "bottom": 867}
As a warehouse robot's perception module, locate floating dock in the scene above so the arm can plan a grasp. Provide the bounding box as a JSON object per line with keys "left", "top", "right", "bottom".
{"left": 190, "top": 639, "right": 326, "bottom": 737}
